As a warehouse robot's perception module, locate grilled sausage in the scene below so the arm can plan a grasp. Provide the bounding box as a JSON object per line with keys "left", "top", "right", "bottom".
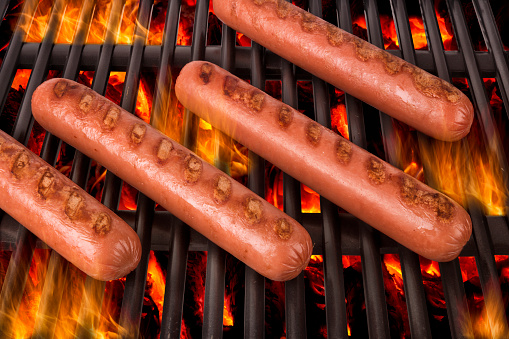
{"left": 212, "top": 0, "right": 474, "bottom": 142}
{"left": 174, "top": 61, "right": 473, "bottom": 262}
{"left": 0, "top": 129, "right": 141, "bottom": 281}
{"left": 31, "top": 78, "right": 313, "bottom": 281}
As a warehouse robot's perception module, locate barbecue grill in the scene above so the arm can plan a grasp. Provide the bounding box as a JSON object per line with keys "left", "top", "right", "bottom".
{"left": 0, "top": 0, "right": 508, "bottom": 337}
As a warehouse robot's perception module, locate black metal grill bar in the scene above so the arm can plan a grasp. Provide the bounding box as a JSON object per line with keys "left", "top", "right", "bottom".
{"left": 416, "top": 1, "right": 478, "bottom": 338}
{"left": 472, "top": 0, "right": 509, "bottom": 118}
{"left": 12, "top": 43, "right": 507, "bottom": 77}
{"left": 0, "top": 0, "right": 67, "bottom": 336}
{"left": 446, "top": 0, "right": 508, "bottom": 172}
{"left": 155, "top": 0, "right": 188, "bottom": 336}
{"left": 116, "top": 0, "right": 155, "bottom": 336}
{"left": 308, "top": 0, "right": 348, "bottom": 337}
{"left": 0, "top": 0, "right": 37, "bottom": 114}
{"left": 446, "top": 0, "right": 509, "bottom": 335}
{"left": 73, "top": 0, "right": 125, "bottom": 336}
{"left": 164, "top": 0, "right": 210, "bottom": 336}
{"left": 31, "top": 1, "right": 97, "bottom": 337}
{"left": 335, "top": 0, "right": 391, "bottom": 337}
{"left": 280, "top": 34, "right": 307, "bottom": 337}
{"left": 243, "top": 39, "right": 267, "bottom": 339}
{"left": 356, "top": 1, "right": 393, "bottom": 337}
{"left": 201, "top": 16, "right": 235, "bottom": 339}
{"left": 0, "top": 0, "right": 9, "bottom": 22}
{"left": 384, "top": 0, "right": 433, "bottom": 337}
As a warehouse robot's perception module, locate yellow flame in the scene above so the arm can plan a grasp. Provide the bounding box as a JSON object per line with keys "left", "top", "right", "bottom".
{"left": 223, "top": 302, "right": 234, "bottom": 327}
{"left": 56, "top": 0, "right": 82, "bottom": 44}
{"left": 461, "top": 280, "right": 509, "bottom": 338}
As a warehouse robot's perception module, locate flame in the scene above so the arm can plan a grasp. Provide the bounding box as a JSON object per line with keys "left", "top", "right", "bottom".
{"left": 459, "top": 257, "right": 509, "bottom": 338}
{"left": 147, "top": 251, "right": 166, "bottom": 326}
{"left": 223, "top": 296, "right": 234, "bottom": 327}
{"left": 331, "top": 102, "right": 349, "bottom": 140}
{"left": 10, "top": 69, "right": 31, "bottom": 90}
{"left": 55, "top": 0, "right": 82, "bottom": 44}
{"left": 86, "top": 0, "right": 114, "bottom": 44}
{"left": 394, "top": 78, "right": 508, "bottom": 215}
{"left": 301, "top": 184, "right": 320, "bottom": 213}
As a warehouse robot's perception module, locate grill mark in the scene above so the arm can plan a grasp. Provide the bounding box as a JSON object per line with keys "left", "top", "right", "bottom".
{"left": 335, "top": 139, "right": 352, "bottom": 165}
{"left": 38, "top": 170, "right": 55, "bottom": 198}
{"left": 306, "top": 122, "right": 322, "bottom": 146}
{"left": 130, "top": 123, "right": 146, "bottom": 145}
{"left": 244, "top": 196, "right": 263, "bottom": 224}
{"left": 79, "top": 92, "right": 93, "bottom": 113}
{"left": 399, "top": 175, "right": 455, "bottom": 222}
{"left": 213, "top": 175, "right": 232, "bottom": 204}
{"left": 367, "top": 157, "right": 386, "bottom": 184}
{"left": 11, "top": 151, "right": 30, "bottom": 178}
{"left": 223, "top": 76, "right": 265, "bottom": 112}
{"left": 250, "top": 92, "right": 265, "bottom": 111}
{"left": 65, "top": 191, "right": 84, "bottom": 219}
{"left": 156, "top": 139, "right": 173, "bottom": 163}
{"left": 53, "top": 81, "right": 68, "bottom": 98}
{"left": 184, "top": 155, "right": 202, "bottom": 183}
{"left": 200, "top": 63, "right": 213, "bottom": 84}
{"left": 93, "top": 213, "right": 111, "bottom": 235}
{"left": 278, "top": 105, "right": 293, "bottom": 128}
{"left": 103, "top": 107, "right": 120, "bottom": 130}
{"left": 254, "top": 0, "right": 461, "bottom": 102}
{"left": 274, "top": 218, "right": 292, "bottom": 240}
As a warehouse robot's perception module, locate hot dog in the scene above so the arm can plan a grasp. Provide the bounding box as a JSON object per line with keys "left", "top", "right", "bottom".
{"left": 174, "top": 61, "right": 473, "bottom": 262}
{"left": 0, "top": 129, "right": 141, "bottom": 281}
{"left": 31, "top": 78, "right": 313, "bottom": 281}
{"left": 212, "top": 0, "right": 474, "bottom": 142}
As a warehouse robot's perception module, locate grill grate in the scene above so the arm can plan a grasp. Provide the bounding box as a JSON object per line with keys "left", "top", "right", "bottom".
{"left": 0, "top": 0, "right": 508, "bottom": 338}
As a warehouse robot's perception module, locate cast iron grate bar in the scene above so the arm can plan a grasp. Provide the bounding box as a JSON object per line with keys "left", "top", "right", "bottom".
{"left": 472, "top": 0, "right": 509, "bottom": 120}
{"left": 31, "top": 1, "right": 97, "bottom": 337}
{"left": 384, "top": 0, "right": 432, "bottom": 337}
{"left": 417, "top": 2, "right": 473, "bottom": 338}
{"left": 166, "top": 0, "right": 211, "bottom": 337}
{"left": 0, "top": 0, "right": 9, "bottom": 22}
{"left": 155, "top": 0, "right": 189, "bottom": 337}
{"left": 0, "top": 0, "right": 37, "bottom": 114}
{"left": 202, "top": 11, "right": 235, "bottom": 339}
{"left": 281, "top": 53, "right": 307, "bottom": 338}
{"left": 308, "top": 0, "right": 348, "bottom": 337}
{"left": 336, "top": 0, "right": 387, "bottom": 337}
{"left": 353, "top": 1, "right": 392, "bottom": 337}
{"left": 0, "top": 0, "right": 67, "bottom": 335}
{"left": 243, "top": 40, "right": 267, "bottom": 339}
{"left": 116, "top": 0, "right": 155, "bottom": 336}
{"left": 446, "top": 0, "right": 509, "bottom": 335}
{"left": 73, "top": 0, "right": 125, "bottom": 336}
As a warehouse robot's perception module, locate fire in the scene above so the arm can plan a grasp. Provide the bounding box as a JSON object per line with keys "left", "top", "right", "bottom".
{"left": 301, "top": 184, "right": 320, "bottom": 213}
{"left": 0, "top": 249, "right": 169, "bottom": 338}
{"left": 352, "top": 9, "right": 455, "bottom": 50}
{"left": 10, "top": 69, "right": 31, "bottom": 90}
{"left": 56, "top": 0, "right": 82, "bottom": 44}
{"left": 146, "top": 251, "right": 166, "bottom": 326}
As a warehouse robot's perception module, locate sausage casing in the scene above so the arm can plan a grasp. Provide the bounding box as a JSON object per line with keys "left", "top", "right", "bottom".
{"left": 0, "top": 129, "right": 141, "bottom": 281}
{"left": 31, "top": 78, "right": 313, "bottom": 281}
{"left": 175, "top": 61, "right": 473, "bottom": 262}
{"left": 213, "top": 0, "right": 474, "bottom": 141}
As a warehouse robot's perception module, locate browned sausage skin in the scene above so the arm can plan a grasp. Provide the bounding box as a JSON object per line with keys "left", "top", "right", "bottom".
{"left": 175, "top": 61, "right": 472, "bottom": 262}
{"left": 31, "top": 78, "right": 313, "bottom": 281}
{"left": 212, "top": 0, "right": 474, "bottom": 142}
{"left": 0, "top": 130, "right": 141, "bottom": 281}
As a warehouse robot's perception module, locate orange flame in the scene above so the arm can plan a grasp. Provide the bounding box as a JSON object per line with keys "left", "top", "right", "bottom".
{"left": 352, "top": 10, "right": 455, "bottom": 51}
